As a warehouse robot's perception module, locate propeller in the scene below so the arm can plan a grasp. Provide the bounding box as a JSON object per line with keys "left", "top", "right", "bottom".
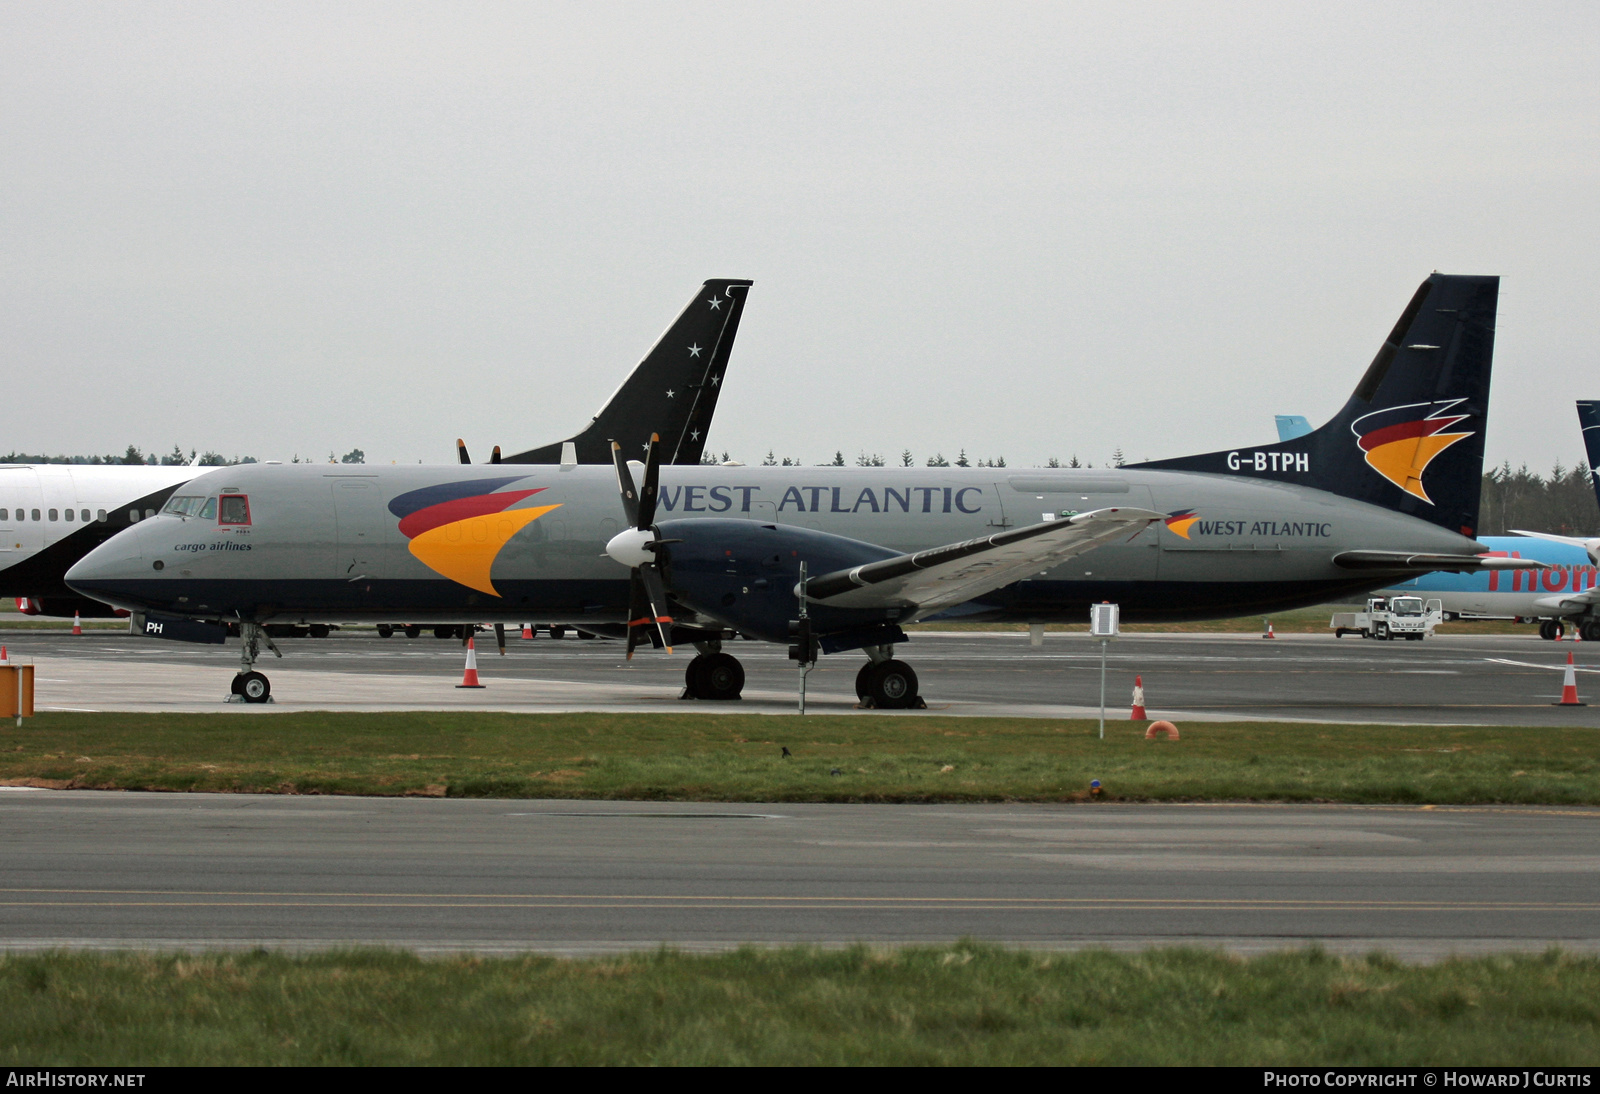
{"left": 606, "top": 434, "right": 675, "bottom": 659}
{"left": 490, "top": 445, "right": 502, "bottom": 465}
{"left": 456, "top": 438, "right": 471, "bottom": 465}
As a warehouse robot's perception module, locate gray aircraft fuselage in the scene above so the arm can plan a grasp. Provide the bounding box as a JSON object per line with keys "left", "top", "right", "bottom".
{"left": 66, "top": 460, "right": 1478, "bottom": 628}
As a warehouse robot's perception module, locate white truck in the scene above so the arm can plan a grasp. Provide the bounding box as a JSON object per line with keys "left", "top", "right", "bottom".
{"left": 1331, "top": 595, "right": 1443, "bottom": 641}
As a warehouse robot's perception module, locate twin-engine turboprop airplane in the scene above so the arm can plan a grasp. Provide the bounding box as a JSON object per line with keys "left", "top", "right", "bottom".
{"left": 67, "top": 273, "right": 1537, "bottom": 705}
{"left": 1, "top": 279, "right": 751, "bottom": 626}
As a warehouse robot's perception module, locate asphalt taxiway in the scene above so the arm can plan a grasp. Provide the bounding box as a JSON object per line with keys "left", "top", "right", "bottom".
{"left": 4, "top": 627, "right": 1598, "bottom": 725}
{"left": 2, "top": 790, "right": 1595, "bottom": 959}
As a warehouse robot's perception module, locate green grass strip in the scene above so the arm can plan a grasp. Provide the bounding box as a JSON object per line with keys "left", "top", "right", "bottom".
{"left": 3, "top": 711, "right": 1599, "bottom": 803}
{"left": 2, "top": 945, "right": 1597, "bottom": 1065}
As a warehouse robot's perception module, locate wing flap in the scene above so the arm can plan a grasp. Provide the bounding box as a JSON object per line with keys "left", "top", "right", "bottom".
{"left": 806, "top": 508, "right": 1165, "bottom": 616}
{"left": 1333, "top": 550, "right": 1547, "bottom": 573}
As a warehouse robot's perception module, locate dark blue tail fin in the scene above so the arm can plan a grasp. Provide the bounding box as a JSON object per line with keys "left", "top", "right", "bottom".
{"left": 1134, "top": 273, "right": 1499, "bottom": 536}
{"left": 1576, "top": 401, "right": 1600, "bottom": 512}
{"left": 502, "top": 279, "right": 752, "bottom": 466}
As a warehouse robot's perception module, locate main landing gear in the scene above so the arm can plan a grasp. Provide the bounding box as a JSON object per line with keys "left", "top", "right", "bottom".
{"left": 855, "top": 646, "right": 925, "bottom": 710}
{"left": 681, "top": 639, "right": 745, "bottom": 701}
{"left": 228, "top": 621, "right": 282, "bottom": 704}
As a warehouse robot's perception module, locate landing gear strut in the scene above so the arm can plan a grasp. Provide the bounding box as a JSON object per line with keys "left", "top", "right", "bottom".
{"left": 855, "top": 645, "right": 925, "bottom": 710}
{"left": 681, "top": 640, "right": 745, "bottom": 700}
{"left": 228, "top": 621, "right": 282, "bottom": 704}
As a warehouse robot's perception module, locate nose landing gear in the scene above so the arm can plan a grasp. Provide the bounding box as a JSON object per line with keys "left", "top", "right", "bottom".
{"left": 228, "top": 621, "right": 282, "bottom": 704}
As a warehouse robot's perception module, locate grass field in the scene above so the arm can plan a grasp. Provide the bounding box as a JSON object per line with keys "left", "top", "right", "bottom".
{"left": 3, "top": 945, "right": 1597, "bottom": 1065}
{"left": 4, "top": 711, "right": 1598, "bottom": 803}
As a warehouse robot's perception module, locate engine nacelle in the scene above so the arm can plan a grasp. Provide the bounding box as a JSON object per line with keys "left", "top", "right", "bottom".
{"left": 657, "top": 518, "right": 905, "bottom": 644}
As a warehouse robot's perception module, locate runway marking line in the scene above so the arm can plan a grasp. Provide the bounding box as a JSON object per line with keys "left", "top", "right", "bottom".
{"left": 1, "top": 890, "right": 1596, "bottom": 912}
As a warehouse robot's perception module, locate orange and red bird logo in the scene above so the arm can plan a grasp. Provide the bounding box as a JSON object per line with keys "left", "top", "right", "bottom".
{"left": 1350, "top": 400, "right": 1473, "bottom": 504}
{"left": 1163, "top": 509, "right": 1198, "bottom": 539}
{"left": 388, "top": 477, "right": 561, "bottom": 596}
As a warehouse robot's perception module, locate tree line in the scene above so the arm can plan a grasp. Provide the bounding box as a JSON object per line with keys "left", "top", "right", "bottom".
{"left": 0, "top": 445, "right": 366, "bottom": 467}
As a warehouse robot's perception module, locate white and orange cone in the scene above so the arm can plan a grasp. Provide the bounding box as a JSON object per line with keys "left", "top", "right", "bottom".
{"left": 521, "top": 623, "right": 534, "bottom": 640}
{"left": 1130, "top": 675, "right": 1148, "bottom": 720}
{"left": 71, "top": 611, "right": 82, "bottom": 636}
{"left": 1555, "top": 651, "right": 1585, "bottom": 706}
{"left": 1262, "top": 619, "right": 1275, "bottom": 639}
{"left": 456, "top": 637, "right": 486, "bottom": 689}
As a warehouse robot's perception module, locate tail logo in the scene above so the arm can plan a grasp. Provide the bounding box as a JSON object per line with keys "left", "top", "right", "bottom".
{"left": 1164, "top": 510, "right": 1198, "bottom": 539}
{"left": 388, "top": 476, "right": 561, "bottom": 596}
{"left": 1351, "top": 400, "right": 1473, "bottom": 505}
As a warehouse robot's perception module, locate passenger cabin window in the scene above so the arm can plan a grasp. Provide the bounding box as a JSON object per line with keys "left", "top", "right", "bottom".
{"left": 31, "top": 510, "right": 40, "bottom": 521}
{"left": 128, "top": 509, "right": 139, "bottom": 523}
{"left": 144, "top": 509, "right": 155, "bottom": 520}
{"left": 0, "top": 509, "right": 7, "bottom": 521}
{"left": 96, "top": 510, "right": 106, "bottom": 522}
{"left": 64, "top": 509, "right": 74, "bottom": 522}
{"left": 219, "top": 495, "right": 250, "bottom": 525}
{"left": 80, "top": 509, "right": 89, "bottom": 522}
{"left": 47, "top": 509, "right": 57, "bottom": 521}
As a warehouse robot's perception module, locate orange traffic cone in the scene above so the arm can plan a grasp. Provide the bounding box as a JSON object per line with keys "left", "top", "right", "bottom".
{"left": 71, "top": 611, "right": 82, "bottom": 636}
{"left": 1130, "top": 675, "right": 1148, "bottom": 720}
{"left": 1555, "top": 652, "right": 1585, "bottom": 706}
{"left": 456, "top": 637, "right": 486, "bottom": 689}
{"left": 1262, "top": 619, "right": 1275, "bottom": 639}
{"left": 521, "top": 623, "right": 534, "bottom": 640}
{"left": 0, "top": 646, "right": 7, "bottom": 662}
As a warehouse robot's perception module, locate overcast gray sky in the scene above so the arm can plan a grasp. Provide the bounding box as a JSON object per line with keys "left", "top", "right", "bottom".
{"left": 3, "top": 3, "right": 1596, "bottom": 472}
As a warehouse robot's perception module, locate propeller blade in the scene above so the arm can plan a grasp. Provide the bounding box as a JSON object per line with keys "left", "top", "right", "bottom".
{"left": 625, "top": 573, "right": 661, "bottom": 660}
{"left": 638, "top": 432, "right": 662, "bottom": 529}
{"left": 611, "top": 440, "right": 641, "bottom": 528}
{"left": 494, "top": 622, "right": 506, "bottom": 656}
{"left": 638, "top": 562, "right": 674, "bottom": 654}
{"left": 456, "top": 438, "right": 471, "bottom": 465}
{"left": 490, "top": 445, "right": 502, "bottom": 465}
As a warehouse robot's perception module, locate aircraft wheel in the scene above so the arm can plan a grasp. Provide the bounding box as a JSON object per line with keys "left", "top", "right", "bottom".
{"left": 1540, "top": 620, "right": 1561, "bottom": 641}
{"left": 376, "top": 624, "right": 394, "bottom": 638}
{"left": 433, "top": 626, "right": 456, "bottom": 639}
{"left": 308, "top": 624, "right": 330, "bottom": 639}
{"left": 230, "top": 674, "right": 246, "bottom": 696}
{"left": 550, "top": 625, "right": 568, "bottom": 640}
{"left": 404, "top": 625, "right": 421, "bottom": 639}
{"left": 238, "top": 671, "right": 271, "bottom": 704}
{"left": 1584, "top": 621, "right": 1600, "bottom": 643}
{"left": 865, "top": 659, "right": 919, "bottom": 710}
{"left": 700, "top": 652, "right": 748, "bottom": 697}
{"left": 855, "top": 662, "right": 875, "bottom": 698}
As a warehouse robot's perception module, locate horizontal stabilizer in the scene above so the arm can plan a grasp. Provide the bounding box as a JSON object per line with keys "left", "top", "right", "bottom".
{"left": 1511, "top": 528, "right": 1600, "bottom": 567}
{"left": 1332, "top": 550, "right": 1546, "bottom": 573}
{"left": 806, "top": 508, "right": 1164, "bottom": 618}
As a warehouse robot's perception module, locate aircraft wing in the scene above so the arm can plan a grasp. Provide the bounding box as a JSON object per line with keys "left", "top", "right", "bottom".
{"left": 804, "top": 508, "right": 1165, "bottom": 618}
{"left": 1535, "top": 588, "right": 1600, "bottom": 612}
{"left": 1332, "top": 550, "right": 1547, "bottom": 573}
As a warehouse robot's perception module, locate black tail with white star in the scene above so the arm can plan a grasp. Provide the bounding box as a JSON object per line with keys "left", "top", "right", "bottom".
{"left": 502, "top": 278, "right": 753, "bottom": 466}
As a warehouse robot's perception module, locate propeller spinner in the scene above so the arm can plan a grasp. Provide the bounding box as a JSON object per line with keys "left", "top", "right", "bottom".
{"left": 606, "top": 434, "right": 675, "bottom": 658}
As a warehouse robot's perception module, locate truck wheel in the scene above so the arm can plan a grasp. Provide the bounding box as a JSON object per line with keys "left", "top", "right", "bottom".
{"left": 1375, "top": 623, "right": 1389, "bottom": 641}
{"left": 376, "top": 624, "right": 394, "bottom": 638}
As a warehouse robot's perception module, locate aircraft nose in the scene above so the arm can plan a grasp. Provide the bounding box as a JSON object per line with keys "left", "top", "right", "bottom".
{"left": 65, "top": 523, "right": 151, "bottom": 610}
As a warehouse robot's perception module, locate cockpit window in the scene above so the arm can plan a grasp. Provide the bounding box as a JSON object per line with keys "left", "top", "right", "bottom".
{"left": 219, "top": 495, "right": 250, "bottom": 525}
{"left": 163, "top": 496, "right": 206, "bottom": 518}
{"left": 199, "top": 497, "right": 217, "bottom": 520}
